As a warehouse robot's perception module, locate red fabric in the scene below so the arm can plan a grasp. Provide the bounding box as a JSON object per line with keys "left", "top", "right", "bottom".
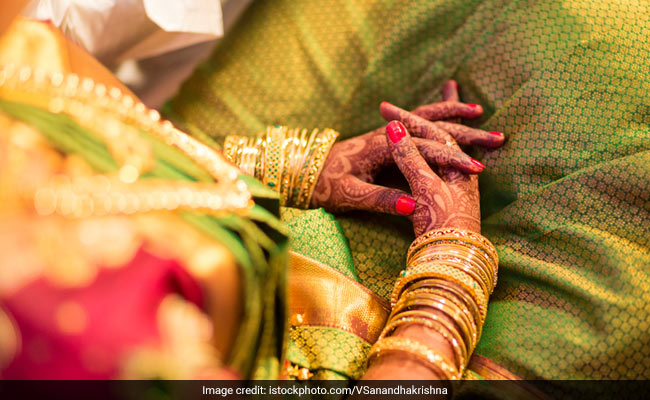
{"left": 1, "top": 248, "right": 203, "bottom": 379}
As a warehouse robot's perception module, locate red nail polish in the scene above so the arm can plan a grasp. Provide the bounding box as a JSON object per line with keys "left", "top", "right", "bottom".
{"left": 386, "top": 121, "right": 407, "bottom": 143}
{"left": 396, "top": 196, "right": 415, "bottom": 215}
{"left": 467, "top": 104, "right": 480, "bottom": 108}
{"left": 471, "top": 158, "right": 485, "bottom": 170}
{"left": 489, "top": 131, "right": 504, "bottom": 137}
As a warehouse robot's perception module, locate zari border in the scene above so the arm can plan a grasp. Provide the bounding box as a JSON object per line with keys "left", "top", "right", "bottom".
{"left": 288, "top": 251, "right": 390, "bottom": 344}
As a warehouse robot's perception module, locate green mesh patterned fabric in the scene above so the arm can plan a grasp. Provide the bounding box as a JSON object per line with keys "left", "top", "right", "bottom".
{"left": 287, "top": 326, "right": 371, "bottom": 380}
{"left": 167, "top": 0, "right": 650, "bottom": 381}
{"left": 281, "top": 208, "right": 357, "bottom": 280}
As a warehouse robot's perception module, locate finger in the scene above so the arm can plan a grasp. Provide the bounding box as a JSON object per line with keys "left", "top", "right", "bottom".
{"left": 341, "top": 176, "right": 416, "bottom": 216}
{"left": 433, "top": 121, "right": 505, "bottom": 148}
{"left": 413, "top": 138, "right": 485, "bottom": 173}
{"left": 441, "top": 80, "right": 460, "bottom": 102}
{"left": 366, "top": 135, "right": 484, "bottom": 174}
{"left": 380, "top": 102, "right": 458, "bottom": 146}
{"left": 386, "top": 120, "right": 443, "bottom": 195}
{"left": 411, "top": 101, "right": 482, "bottom": 121}
{"left": 440, "top": 80, "right": 463, "bottom": 125}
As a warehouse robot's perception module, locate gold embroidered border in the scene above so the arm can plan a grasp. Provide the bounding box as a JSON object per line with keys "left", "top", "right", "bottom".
{"left": 288, "top": 251, "right": 390, "bottom": 344}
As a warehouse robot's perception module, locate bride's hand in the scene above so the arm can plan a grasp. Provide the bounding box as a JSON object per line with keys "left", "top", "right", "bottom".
{"left": 362, "top": 119, "right": 485, "bottom": 381}
{"left": 311, "top": 82, "right": 503, "bottom": 217}
{"left": 385, "top": 119, "right": 481, "bottom": 234}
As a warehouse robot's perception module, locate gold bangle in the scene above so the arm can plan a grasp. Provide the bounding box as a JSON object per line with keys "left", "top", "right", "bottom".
{"left": 253, "top": 126, "right": 339, "bottom": 208}
{"left": 410, "top": 241, "right": 497, "bottom": 288}
{"left": 368, "top": 336, "right": 461, "bottom": 380}
{"left": 379, "top": 315, "right": 467, "bottom": 371}
{"left": 399, "top": 290, "right": 479, "bottom": 347}
{"left": 280, "top": 134, "right": 296, "bottom": 204}
{"left": 282, "top": 131, "right": 302, "bottom": 205}
{"left": 401, "top": 263, "right": 489, "bottom": 306}
{"left": 223, "top": 135, "right": 266, "bottom": 180}
{"left": 391, "top": 296, "right": 476, "bottom": 351}
{"left": 408, "top": 228, "right": 498, "bottom": 269}
{"left": 408, "top": 279, "right": 483, "bottom": 327}
{"left": 405, "top": 287, "right": 480, "bottom": 336}
{"left": 263, "top": 126, "right": 287, "bottom": 191}
{"left": 223, "top": 135, "right": 238, "bottom": 164}
{"left": 241, "top": 136, "right": 260, "bottom": 176}
{"left": 410, "top": 243, "right": 496, "bottom": 291}
{"left": 294, "top": 128, "right": 339, "bottom": 208}
{"left": 385, "top": 309, "right": 468, "bottom": 368}
{"left": 289, "top": 128, "right": 310, "bottom": 199}
{"left": 391, "top": 270, "right": 488, "bottom": 322}
{"left": 410, "top": 258, "right": 491, "bottom": 301}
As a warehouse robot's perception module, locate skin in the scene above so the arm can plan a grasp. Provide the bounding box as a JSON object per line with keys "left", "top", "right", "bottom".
{"left": 362, "top": 82, "right": 494, "bottom": 381}
{"left": 311, "top": 80, "right": 504, "bottom": 216}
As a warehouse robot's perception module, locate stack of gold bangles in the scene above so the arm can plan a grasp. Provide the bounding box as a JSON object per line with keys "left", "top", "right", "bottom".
{"left": 368, "top": 228, "right": 498, "bottom": 380}
{"left": 223, "top": 126, "right": 339, "bottom": 208}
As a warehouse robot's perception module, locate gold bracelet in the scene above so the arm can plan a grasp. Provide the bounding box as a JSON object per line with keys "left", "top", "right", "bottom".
{"left": 289, "top": 128, "right": 310, "bottom": 198}
{"left": 368, "top": 336, "right": 461, "bottom": 380}
{"left": 223, "top": 135, "right": 239, "bottom": 164}
{"left": 391, "top": 296, "right": 476, "bottom": 351}
{"left": 279, "top": 135, "right": 295, "bottom": 204}
{"left": 379, "top": 315, "right": 467, "bottom": 371}
{"left": 408, "top": 279, "right": 483, "bottom": 327}
{"left": 385, "top": 309, "right": 468, "bottom": 369}
{"left": 409, "top": 258, "right": 491, "bottom": 301}
{"left": 398, "top": 290, "right": 479, "bottom": 347}
{"left": 226, "top": 127, "right": 339, "bottom": 208}
{"left": 263, "top": 126, "right": 287, "bottom": 191}
{"left": 404, "top": 287, "right": 480, "bottom": 336}
{"left": 410, "top": 243, "right": 496, "bottom": 292}
{"left": 281, "top": 132, "right": 301, "bottom": 204}
{"left": 408, "top": 228, "right": 498, "bottom": 270}
{"left": 391, "top": 270, "right": 488, "bottom": 321}
{"left": 294, "top": 128, "right": 339, "bottom": 208}
{"left": 410, "top": 241, "right": 497, "bottom": 289}
{"left": 400, "top": 263, "right": 489, "bottom": 308}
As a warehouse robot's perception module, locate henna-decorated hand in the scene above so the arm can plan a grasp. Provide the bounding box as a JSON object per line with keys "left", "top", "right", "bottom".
{"left": 361, "top": 119, "right": 481, "bottom": 380}
{"left": 385, "top": 119, "right": 481, "bottom": 235}
{"left": 362, "top": 84, "right": 502, "bottom": 383}
{"left": 311, "top": 81, "right": 503, "bottom": 217}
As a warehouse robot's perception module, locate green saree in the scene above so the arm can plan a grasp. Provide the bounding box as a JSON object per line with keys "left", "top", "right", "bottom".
{"left": 167, "top": 0, "right": 650, "bottom": 383}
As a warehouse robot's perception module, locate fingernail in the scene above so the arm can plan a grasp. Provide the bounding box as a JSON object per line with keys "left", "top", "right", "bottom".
{"left": 489, "top": 131, "right": 504, "bottom": 137}
{"left": 396, "top": 196, "right": 415, "bottom": 215}
{"left": 467, "top": 104, "right": 480, "bottom": 108}
{"left": 471, "top": 158, "right": 485, "bottom": 170}
{"left": 451, "top": 80, "right": 458, "bottom": 90}
{"left": 386, "top": 121, "right": 407, "bottom": 143}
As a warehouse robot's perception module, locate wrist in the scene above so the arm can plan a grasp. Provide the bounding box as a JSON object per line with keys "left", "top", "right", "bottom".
{"left": 372, "top": 228, "right": 498, "bottom": 379}
{"left": 224, "top": 126, "right": 339, "bottom": 208}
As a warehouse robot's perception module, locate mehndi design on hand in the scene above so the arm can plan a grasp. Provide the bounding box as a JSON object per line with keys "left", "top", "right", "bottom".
{"left": 311, "top": 81, "right": 502, "bottom": 217}
{"left": 386, "top": 120, "right": 481, "bottom": 235}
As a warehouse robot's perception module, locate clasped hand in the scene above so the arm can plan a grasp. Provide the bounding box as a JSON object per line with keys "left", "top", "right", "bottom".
{"left": 311, "top": 81, "right": 505, "bottom": 235}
